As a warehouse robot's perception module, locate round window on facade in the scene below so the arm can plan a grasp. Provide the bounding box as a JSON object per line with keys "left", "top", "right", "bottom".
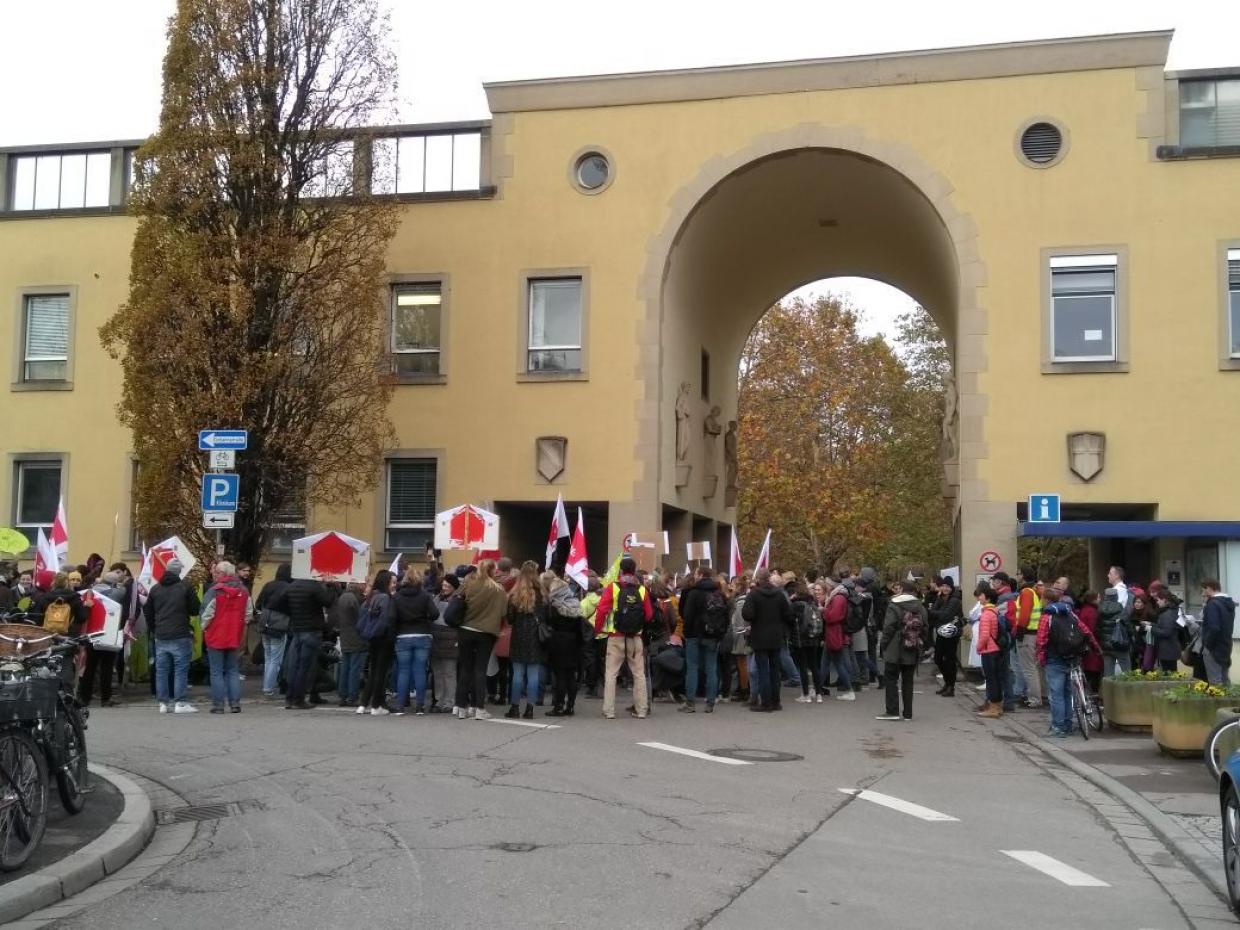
{"left": 1017, "top": 121, "right": 1067, "bottom": 167}
{"left": 573, "top": 151, "right": 612, "bottom": 193}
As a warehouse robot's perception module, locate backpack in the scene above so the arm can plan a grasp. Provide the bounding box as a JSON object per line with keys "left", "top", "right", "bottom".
{"left": 1099, "top": 599, "right": 1130, "bottom": 653}
{"left": 796, "top": 601, "right": 822, "bottom": 643}
{"left": 356, "top": 594, "right": 391, "bottom": 641}
{"left": 42, "top": 597, "right": 72, "bottom": 635}
{"left": 900, "top": 607, "right": 924, "bottom": 650}
{"left": 260, "top": 606, "right": 290, "bottom": 635}
{"left": 1047, "top": 609, "right": 1087, "bottom": 658}
{"left": 994, "top": 611, "right": 1013, "bottom": 651}
{"left": 611, "top": 582, "right": 646, "bottom": 635}
{"left": 844, "top": 592, "right": 871, "bottom": 635}
{"left": 204, "top": 584, "right": 247, "bottom": 649}
{"left": 701, "top": 589, "right": 730, "bottom": 639}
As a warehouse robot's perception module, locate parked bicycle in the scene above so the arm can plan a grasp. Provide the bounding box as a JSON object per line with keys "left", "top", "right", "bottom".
{"left": 0, "top": 621, "right": 90, "bottom": 871}
{"left": 1069, "top": 657, "right": 1104, "bottom": 740}
{"left": 1205, "top": 715, "right": 1240, "bottom": 783}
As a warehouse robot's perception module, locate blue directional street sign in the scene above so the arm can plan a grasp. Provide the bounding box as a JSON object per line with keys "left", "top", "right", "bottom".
{"left": 198, "top": 429, "right": 248, "bottom": 451}
{"left": 1028, "top": 493, "right": 1061, "bottom": 524}
{"left": 201, "top": 474, "right": 240, "bottom": 513}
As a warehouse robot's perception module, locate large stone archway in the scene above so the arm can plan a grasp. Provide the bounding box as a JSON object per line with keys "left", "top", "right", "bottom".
{"left": 613, "top": 123, "right": 1010, "bottom": 570}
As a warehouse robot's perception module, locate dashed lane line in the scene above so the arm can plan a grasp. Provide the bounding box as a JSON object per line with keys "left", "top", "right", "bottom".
{"left": 837, "top": 788, "right": 960, "bottom": 822}
{"left": 638, "top": 741, "right": 753, "bottom": 765}
{"left": 484, "top": 718, "right": 562, "bottom": 730}
{"left": 1001, "top": 850, "right": 1109, "bottom": 887}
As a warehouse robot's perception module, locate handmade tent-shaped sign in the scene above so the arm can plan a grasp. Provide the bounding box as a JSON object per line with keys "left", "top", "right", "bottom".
{"left": 138, "top": 536, "right": 198, "bottom": 591}
{"left": 434, "top": 505, "right": 500, "bottom": 551}
{"left": 83, "top": 592, "right": 124, "bottom": 651}
{"left": 291, "top": 531, "right": 370, "bottom": 583}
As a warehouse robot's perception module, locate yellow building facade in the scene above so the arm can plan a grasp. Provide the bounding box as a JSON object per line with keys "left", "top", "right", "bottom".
{"left": 2, "top": 30, "right": 1240, "bottom": 604}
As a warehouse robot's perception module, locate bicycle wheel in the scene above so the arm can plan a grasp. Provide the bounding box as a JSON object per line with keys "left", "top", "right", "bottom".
{"left": 0, "top": 728, "right": 48, "bottom": 871}
{"left": 55, "top": 704, "right": 88, "bottom": 815}
{"left": 1205, "top": 717, "right": 1240, "bottom": 783}
{"left": 1071, "top": 671, "right": 1090, "bottom": 741}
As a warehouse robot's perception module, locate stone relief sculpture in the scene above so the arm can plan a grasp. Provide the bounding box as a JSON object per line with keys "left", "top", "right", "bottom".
{"left": 941, "top": 371, "right": 959, "bottom": 463}
{"left": 702, "top": 405, "right": 722, "bottom": 476}
{"left": 674, "top": 381, "right": 692, "bottom": 463}
{"left": 724, "top": 420, "right": 739, "bottom": 507}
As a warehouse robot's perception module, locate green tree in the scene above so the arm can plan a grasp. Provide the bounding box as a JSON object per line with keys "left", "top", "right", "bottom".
{"left": 102, "top": 0, "right": 399, "bottom": 567}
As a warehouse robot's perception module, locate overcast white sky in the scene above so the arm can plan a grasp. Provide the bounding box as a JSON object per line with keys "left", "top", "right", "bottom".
{"left": 3, "top": 0, "right": 1235, "bottom": 337}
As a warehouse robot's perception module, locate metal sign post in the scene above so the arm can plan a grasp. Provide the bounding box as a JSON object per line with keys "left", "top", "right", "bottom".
{"left": 201, "top": 430, "right": 247, "bottom": 557}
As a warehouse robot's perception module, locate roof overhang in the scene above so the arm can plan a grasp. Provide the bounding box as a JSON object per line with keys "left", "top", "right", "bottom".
{"left": 484, "top": 30, "right": 1174, "bottom": 114}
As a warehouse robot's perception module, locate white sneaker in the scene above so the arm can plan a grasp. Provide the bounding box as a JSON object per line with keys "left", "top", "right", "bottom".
{"left": 795, "top": 695, "right": 811, "bottom": 703}
{"left": 173, "top": 701, "right": 197, "bottom": 714}
{"left": 474, "top": 708, "right": 493, "bottom": 720}
{"left": 453, "top": 706, "right": 464, "bottom": 719}
{"left": 875, "top": 714, "right": 902, "bottom": 721}
{"left": 815, "top": 693, "right": 824, "bottom": 704}
{"left": 356, "top": 705, "right": 367, "bottom": 715}
{"left": 370, "top": 706, "right": 390, "bottom": 716}
{"left": 158, "top": 702, "right": 169, "bottom": 714}
{"left": 466, "top": 707, "right": 476, "bottom": 719}
{"left": 836, "top": 692, "right": 856, "bottom": 702}
{"left": 974, "top": 683, "right": 987, "bottom": 692}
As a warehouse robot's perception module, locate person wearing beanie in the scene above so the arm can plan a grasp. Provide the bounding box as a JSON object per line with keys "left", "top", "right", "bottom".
{"left": 143, "top": 558, "right": 201, "bottom": 714}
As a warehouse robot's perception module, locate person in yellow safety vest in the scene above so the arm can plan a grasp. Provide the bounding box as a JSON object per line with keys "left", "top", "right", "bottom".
{"left": 1016, "top": 565, "right": 1043, "bottom": 707}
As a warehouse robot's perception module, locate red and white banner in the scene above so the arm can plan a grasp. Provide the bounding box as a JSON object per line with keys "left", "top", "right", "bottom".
{"left": 137, "top": 536, "right": 198, "bottom": 591}
{"left": 35, "top": 527, "right": 57, "bottom": 576}
{"left": 546, "top": 494, "right": 570, "bottom": 569}
{"left": 565, "top": 508, "right": 589, "bottom": 589}
{"left": 83, "top": 592, "right": 124, "bottom": 651}
{"left": 729, "top": 527, "right": 744, "bottom": 578}
{"left": 434, "top": 505, "right": 500, "bottom": 551}
{"left": 754, "top": 529, "right": 772, "bottom": 573}
{"left": 51, "top": 497, "right": 68, "bottom": 568}
{"left": 292, "top": 531, "right": 370, "bottom": 583}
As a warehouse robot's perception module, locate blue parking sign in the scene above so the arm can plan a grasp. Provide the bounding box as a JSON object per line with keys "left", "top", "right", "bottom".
{"left": 201, "top": 474, "right": 240, "bottom": 513}
{"left": 1028, "top": 494, "right": 1061, "bottom": 523}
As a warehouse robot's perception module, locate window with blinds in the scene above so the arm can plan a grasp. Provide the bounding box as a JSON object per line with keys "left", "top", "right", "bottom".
{"left": 23, "top": 294, "right": 70, "bottom": 381}
{"left": 386, "top": 459, "right": 437, "bottom": 550}
{"left": 1180, "top": 79, "right": 1240, "bottom": 148}
{"left": 1229, "top": 249, "right": 1240, "bottom": 358}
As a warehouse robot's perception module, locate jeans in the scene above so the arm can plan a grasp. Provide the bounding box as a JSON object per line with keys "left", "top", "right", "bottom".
{"left": 395, "top": 635, "right": 432, "bottom": 708}
{"left": 337, "top": 651, "right": 366, "bottom": 702}
{"left": 286, "top": 631, "right": 322, "bottom": 705}
{"left": 778, "top": 644, "right": 801, "bottom": 686}
{"left": 510, "top": 661, "right": 541, "bottom": 705}
{"left": 1008, "top": 641, "right": 1027, "bottom": 699}
{"left": 154, "top": 637, "right": 192, "bottom": 704}
{"left": 455, "top": 628, "right": 495, "bottom": 710}
{"left": 207, "top": 648, "right": 241, "bottom": 707}
{"left": 885, "top": 663, "right": 916, "bottom": 718}
{"left": 981, "top": 651, "right": 1004, "bottom": 704}
{"left": 262, "top": 633, "right": 287, "bottom": 694}
{"left": 684, "top": 637, "right": 720, "bottom": 704}
{"left": 1044, "top": 656, "right": 1072, "bottom": 732}
{"left": 754, "top": 649, "right": 781, "bottom": 708}
{"left": 821, "top": 649, "right": 852, "bottom": 691}
{"left": 1204, "top": 651, "right": 1231, "bottom": 687}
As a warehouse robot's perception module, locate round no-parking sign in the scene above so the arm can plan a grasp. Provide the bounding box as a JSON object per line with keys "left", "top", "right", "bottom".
{"left": 979, "top": 551, "right": 1002, "bottom": 572}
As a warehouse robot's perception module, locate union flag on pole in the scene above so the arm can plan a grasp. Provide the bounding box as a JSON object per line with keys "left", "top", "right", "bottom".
{"left": 729, "top": 526, "right": 744, "bottom": 578}
{"left": 565, "top": 508, "right": 589, "bottom": 589}
{"left": 34, "top": 527, "right": 57, "bottom": 576}
{"left": 51, "top": 497, "right": 68, "bottom": 568}
{"left": 754, "top": 529, "right": 772, "bottom": 573}
{"left": 545, "top": 494, "right": 570, "bottom": 570}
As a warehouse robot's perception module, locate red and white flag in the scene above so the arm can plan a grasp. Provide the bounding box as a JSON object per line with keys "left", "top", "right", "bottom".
{"left": 729, "top": 526, "right": 744, "bottom": 578}
{"left": 388, "top": 552, "right": 403, "bottom": 576}
{"left": 545, "top": 494, "right": 570, "bottom": 569}
{"left": 754, "top": 529, "right": 772, "bottom": 573}
{"left": 51, "top": 497, "right": 69, "bottom": 567}
{"left": 35, "top": 527, "right": 57, "bottom": 575}
{"left": 565, "top": 508, "right": 589, "bottom": 589}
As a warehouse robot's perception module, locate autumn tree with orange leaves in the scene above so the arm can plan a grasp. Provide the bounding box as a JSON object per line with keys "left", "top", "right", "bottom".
{"left": 735, "top": 295, "right": 952, "bottom": 576}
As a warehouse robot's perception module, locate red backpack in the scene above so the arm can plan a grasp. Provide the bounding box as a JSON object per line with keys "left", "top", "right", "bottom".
{"left": 204, "top": 584, "right": 248, "bottom": 650}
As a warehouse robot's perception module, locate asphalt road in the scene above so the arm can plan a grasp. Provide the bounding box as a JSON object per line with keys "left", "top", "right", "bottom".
{"left": 42, "top": 673, "right": 1220, "bottom": 930}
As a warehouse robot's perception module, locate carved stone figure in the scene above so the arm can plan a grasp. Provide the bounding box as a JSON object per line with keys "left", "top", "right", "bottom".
{"left": 702, "top": 405, "right": 722, "bottom": 477}
{"left": 674, "top": 381, "right": 692, "bottom": 463}
{"left": 941, "top": 371, "right": 959, "bottom": 463}
{"left": 723, "top": 420, "right": 739, "bottom": 507}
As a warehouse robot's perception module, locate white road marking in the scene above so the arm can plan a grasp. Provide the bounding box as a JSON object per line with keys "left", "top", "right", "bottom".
{"left": 484, "top": 718, "right": 561, "bottom": 730}
{"left": 1001, "top": 850, "right": 1109, "bottom": 886}
{"left": 638, "top": 742, "right": 753, "bottom": 765}
{"left": 838, "top": 788, "right": 959, "bottom": 821}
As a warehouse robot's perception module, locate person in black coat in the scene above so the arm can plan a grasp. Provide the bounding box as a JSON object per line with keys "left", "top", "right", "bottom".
{"left": 928, "top": 578, "right": 963, "bottom": 696}
{"left": 1151, "top": 589, "right": 1183, "bottom": 673}
{"left": 543, "top": 573, "right": 585, "bottom": 717}
{"left": 741, "top": 569, "right": 794, "bottom": 712}
{"left": 392, "top": 574, "right": 438, "bottom": 713}
{"left": 272, "top": 575, "right": 336, "bottom": 709}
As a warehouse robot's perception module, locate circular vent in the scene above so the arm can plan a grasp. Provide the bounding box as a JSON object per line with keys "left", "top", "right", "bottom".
{"left": 1019, "top": 121, "right": 1064, "bottom": 166}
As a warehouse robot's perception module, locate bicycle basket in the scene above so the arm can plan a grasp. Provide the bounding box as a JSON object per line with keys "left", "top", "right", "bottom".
{"left": 0, "top": 624, "right": 55, "bottom": 658}
{"left": 0, "top": 676, "right": 61, "bottom": 725}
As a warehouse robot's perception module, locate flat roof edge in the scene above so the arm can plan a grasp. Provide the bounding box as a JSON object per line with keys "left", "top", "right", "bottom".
{"left": 484, "top": 30, "right": 1175, "bottom": 114}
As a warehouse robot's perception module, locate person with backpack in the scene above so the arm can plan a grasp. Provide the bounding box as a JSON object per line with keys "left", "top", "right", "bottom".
{"left": 1200, "top": 579, "right": 1236, "bottom": 686}
{"left": 254, "top": 563, "right": 292, "bottom": 699}
{"left": 677, "top": 566, "right": 729, "bottom": 714}
{"left": 928, "top": 576, "right": 963, "bottom": 697}
{"left": 974, "top": 584, "right": 1007, "bottom": 719}
{"left": 594, "top": 556, "right": 654, "bottom": 719}
{"left": 1094, "top": 588, "right": 1132, "bottom": 677}
{"left": 991, "top": 573, "right": 1025, "bottom": 711}
{"left": 142, "top": 559, "right": 201, "bottom": 715}
{"left": 201, "top": 561, "right": 254, "bottom": 714}
{"left": 790, "top": 582, "right": 824, "bottom": 703}
{"left": 354, "top": 569, "right": 398, "bottom": 715}
{"left": 741, "top": 568, "right": 795, "bottom": 713}
{"left": 821, "top": 579, "right": 856, "bottom": 702}
{"left": 393, "top": 569, "right": 438, "bottom": 715}
{"left": 876, "top": 581, "right": 928, "bottom": 721}
{"left": 1037, "top": 592, "right": 1101, "bottom": 737}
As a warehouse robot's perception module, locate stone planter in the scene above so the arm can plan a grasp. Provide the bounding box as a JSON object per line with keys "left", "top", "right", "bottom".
{"left": 1215, "top": 707, "right": 1240, "bottom": 762}
{"left": 1100, "top": 677, "right": 1183, "bottom": 732}
{"left": 1152, "top": 693, "right": 1238, "bottom": 757}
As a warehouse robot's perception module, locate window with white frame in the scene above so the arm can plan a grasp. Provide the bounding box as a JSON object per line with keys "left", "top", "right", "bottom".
{"left": 268, "top": 494, "right": 306, "bottom": 553}
{"left": 370, "top": 132, "right": 482, "bottom": 195}
{"left": 527, "top": 277, "right": 583, "bottom": 372}
{"left": 391, "top": 284, "right": 442, "bottom": 376}
{"left": 1050, "top": 255, "right": 1118, "bottom": 363}
{"left": 1180, "top": 78, "right": 1240, "bottom": 148}
{"left": 13, "top": 460, "right": 61, "bottom": 540}
{"left": 1229, "top": 249, "right": 1240, "bottom": 358}
{"left": 386, "top": 459, "right": 436, "bottom": 551}
{"left": 9, "top": 152, "right": 111, "bottom": 211}
{"left": 22, "top": 294, "right": 70, "bottom": 381}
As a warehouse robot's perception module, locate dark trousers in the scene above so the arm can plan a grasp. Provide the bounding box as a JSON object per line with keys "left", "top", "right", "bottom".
{"left": 456, "top": 628, "right": 495, "bottom": 710}
{"left": 982, "top": 651, "right": 1005, "bottom": 704}
{"left": 552, "top": 665, "right": 579, "bottom": 710}
{"left": 884, "top": 663, "right": 916, "bottom": 718}
{"left": 754, "top": 649, "right": 781, "bottom": 708}
{"left": 792, "top": 645, "right": 822, "bottom": 695}
{"left": 78, "top": 646, "right": 116, "bottom": 705}
{"left": 933, "top": 636, "right": 959, "bottom": 689}
{"left": 286, "top": 631, "right": 322, "bottom": 705}
{"left": 1159, "top": 658, "right": 1178, "bottom": 673}
{"left": 361, "top": 638, "right": 394, "bottom": 709}
{"left": 587, "top": 639, "right": 607, "bottom": 691}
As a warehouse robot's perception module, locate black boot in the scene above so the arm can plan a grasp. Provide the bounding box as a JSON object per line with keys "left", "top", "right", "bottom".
{"left": 546, "top": 706, "right": 565, "bottom": 717}
{"left": 940, "top": 685, "right": 955, "bottom": 697}
{"left": 522, "top": 704, "right": 534, "bottom": 719}
{"left": 505, "top": 704, "right": 519, "bottom": 718}
{"left": 565, "top": 699, "right": 575, "bottom": 717}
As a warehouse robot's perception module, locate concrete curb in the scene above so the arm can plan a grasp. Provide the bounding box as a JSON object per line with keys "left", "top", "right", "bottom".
{"left": 0, "top": 762, "right": 155, "bottom": 925}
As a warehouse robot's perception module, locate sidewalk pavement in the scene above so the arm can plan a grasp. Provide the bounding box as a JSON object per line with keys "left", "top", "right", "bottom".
{"left": 0, "top": 776, "right": 122, "bottom": 887}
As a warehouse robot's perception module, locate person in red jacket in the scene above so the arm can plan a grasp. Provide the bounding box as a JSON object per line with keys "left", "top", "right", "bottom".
{"left": 595, "top": 557, "right": 654, "bottom": 719}
{"left": 820, "top": 581, "right": 855, "bottom": 702}
{"left": 201, "top": 561, "right": 254, "bottom": 714}
{"left": 975, "top": 585, "right": 1005, "bottom": 719}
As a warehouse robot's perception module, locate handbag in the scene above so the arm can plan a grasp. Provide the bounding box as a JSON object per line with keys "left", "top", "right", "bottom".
{"left": 442, "top": 595, "right": 465, "bottom": 628}
{"left": 260, "top": 607, "right": 290, "bottom": 635}
{"left": 537, "top": 619, "right": 554, "bottom": 645}
{"left": 936, "top": 622, "right": 960, "bottom": 639}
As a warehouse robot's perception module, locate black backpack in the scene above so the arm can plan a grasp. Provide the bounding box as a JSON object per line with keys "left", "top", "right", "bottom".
{"left": 845, "top": 592, "right": 871, "bottom": 635}
{"left": 796, "top": 600, "right": 823, "bottom": 642}
{"left": 900, "top": 607, "right": 924, "bottom": 650}
{"left": 356, "top": 594, "right": 391, "bottom": 641}
{"left": 611, "top": 582, "right": 646, "bottom": 635}
{"left": 1047, "top": 609, "right": 1087, "bottom": 657}
{"left": 702, "top": 589, "right": 730, "bottom": 639}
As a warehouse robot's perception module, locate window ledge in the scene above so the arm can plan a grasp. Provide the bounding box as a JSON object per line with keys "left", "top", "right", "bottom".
{"left": 1220, "top": 358, "right": 1240, "bottom": 372}
{"left": 1156, "top": 144, "right": 1240, "bottom": 161}
{"left": 0, "top": 205, "right": 127, "bottom": 221}
{"left": 517, "top": 371, "right": 589, "bottom": 383}
{"left": 1041, "top": 361, "right": 1129, "bottom": 375}
{"left": 11, "top": 380, "right": 73, "bottom": 392}
{"left": 393, "top": 373, "right": 447, "bottom": 386}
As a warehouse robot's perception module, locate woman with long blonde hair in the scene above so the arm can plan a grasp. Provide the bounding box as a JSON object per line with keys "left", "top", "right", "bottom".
{"left": 505, "top": 561, "right": 546, "bottom": 719}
